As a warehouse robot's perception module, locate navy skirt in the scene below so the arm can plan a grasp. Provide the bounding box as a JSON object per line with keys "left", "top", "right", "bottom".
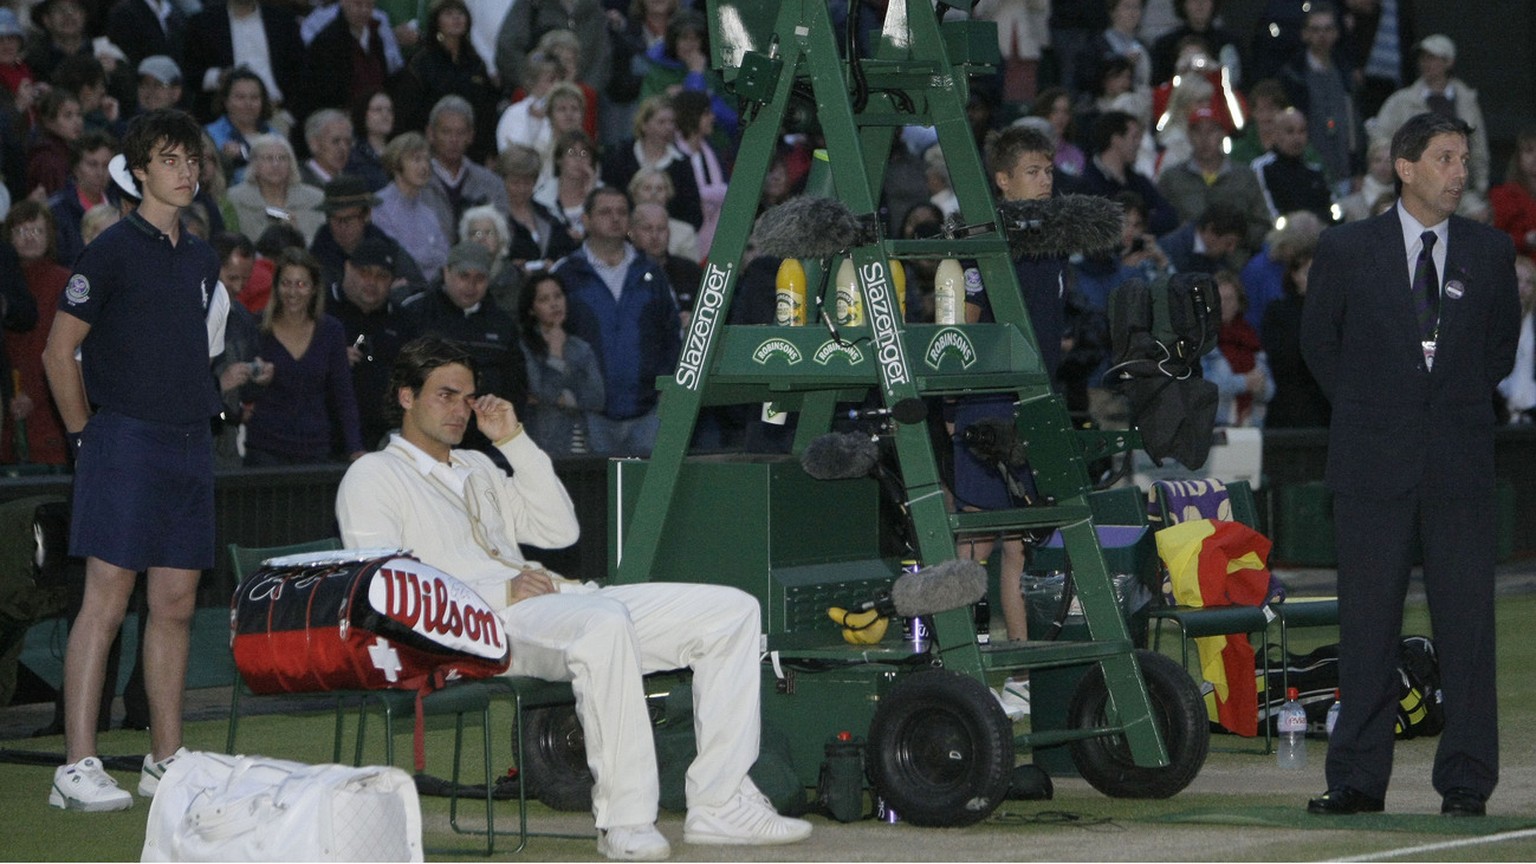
{"left": 70, "top": 410, "right": 215, "bottom": 571}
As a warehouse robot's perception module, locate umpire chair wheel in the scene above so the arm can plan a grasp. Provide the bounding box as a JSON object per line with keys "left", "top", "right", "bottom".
{"left": 866, "top": 669, "right": 1013, "bottom": 826}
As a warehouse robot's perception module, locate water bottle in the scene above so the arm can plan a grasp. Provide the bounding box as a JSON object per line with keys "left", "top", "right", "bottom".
{"left": 934, "top": 259, "right": 965, "bottom": 324}
{"left": 974, "top": 594, "right": 991, "bottom": 644}
{"left": 1276, "top": 686, "right": 1307, "bottom": 769}
{"left": 834, "top": 258, "right": 864, "bottom": 326}
{"left": 1326, "top": 688, "right": 1342, "bottom": 738}
{"left": 774, "top": 258, "right": 807, "bottom": 326}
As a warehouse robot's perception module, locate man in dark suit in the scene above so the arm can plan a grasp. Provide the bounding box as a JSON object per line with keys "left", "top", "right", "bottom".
{"left": 105, "top": 0, "right": 186, "bottom": 69}
{"left": 182, "top": 0, "right": 306, "bottom": 122}
{"left": 302, "top": 0, "right": 394, "bottom": 118}
{"left": 1301, "top": 112, "right": 1519, "bottom": 818}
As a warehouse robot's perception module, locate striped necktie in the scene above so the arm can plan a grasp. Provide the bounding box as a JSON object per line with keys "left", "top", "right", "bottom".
{"left": 1411, "top": 230, "right": 1440, "bottom": 340}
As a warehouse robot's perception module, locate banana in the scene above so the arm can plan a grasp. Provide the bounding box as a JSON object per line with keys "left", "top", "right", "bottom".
{"left": 827, "top": 606, "right": 888, "bottom": 644}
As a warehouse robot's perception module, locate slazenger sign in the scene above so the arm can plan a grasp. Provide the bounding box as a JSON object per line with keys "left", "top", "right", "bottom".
{"left": 860, "top": 259, "right": 910, "bottom": 386}
{"left": 676, "top": 260, "right": 733, "bottom": 390}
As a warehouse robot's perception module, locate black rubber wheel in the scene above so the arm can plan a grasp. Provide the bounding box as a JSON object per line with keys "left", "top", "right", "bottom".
{"left": 866, "top": 669, "right": 1014, "bottom": 827}
{"left": 1066, "top": 649, "right": 1209, "bottom": 798}
{"left": 519, "top": 705, "right": 594, "bottom": 812}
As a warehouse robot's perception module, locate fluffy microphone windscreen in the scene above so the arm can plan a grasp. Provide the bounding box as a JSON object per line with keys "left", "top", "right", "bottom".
{"left": 752, "top": 196, "right": 879, "bottom": 259}
{"left": 800, "top": 432, "right": 880, "bottom": 480}
{"left": 1000, "top": 194, "right": 1124, "bottom": 258}
{"left": 890, "top": 559, "right": 987, "bottom": 616}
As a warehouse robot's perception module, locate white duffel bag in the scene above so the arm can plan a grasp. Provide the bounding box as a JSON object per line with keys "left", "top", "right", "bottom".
{"left": 141, "top": 751, "right": 423, "bottom": 862}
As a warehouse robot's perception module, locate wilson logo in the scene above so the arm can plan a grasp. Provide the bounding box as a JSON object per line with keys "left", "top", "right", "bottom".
{"left": 370, "top": 561, "right": 503, "bottom": 656}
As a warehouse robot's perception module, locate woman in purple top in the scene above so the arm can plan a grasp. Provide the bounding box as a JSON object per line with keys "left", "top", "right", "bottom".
{"left": 371, "top": 131, "right": 450, "bottom": 281}
{"left": 243, "top": 248, "right": 365, "bottom": 465}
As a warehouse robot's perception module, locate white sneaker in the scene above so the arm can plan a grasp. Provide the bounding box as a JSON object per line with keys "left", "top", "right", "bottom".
{"left": 49, "top": 757, "right": 133, "bottom": 812}
{"left": 138, "top": 746, "right": 189, "bottom": 797}
{"left": 684, "top": 778, "right": 812, "bottom": 846}
{"left": 597, "top": 824, "right": 671, "bottom": 861}
{"left": 994, "top": 679, "right": 1030, "bottom": 720}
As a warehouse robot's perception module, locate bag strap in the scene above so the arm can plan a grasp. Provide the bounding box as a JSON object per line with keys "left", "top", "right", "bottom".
{"left": 402, "top": 668, "right": 452, "bottom": 774}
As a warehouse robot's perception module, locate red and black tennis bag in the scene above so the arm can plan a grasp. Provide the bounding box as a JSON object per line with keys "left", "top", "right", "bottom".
{"left": 231, "top": 548, "right": 510, "bottom": 695}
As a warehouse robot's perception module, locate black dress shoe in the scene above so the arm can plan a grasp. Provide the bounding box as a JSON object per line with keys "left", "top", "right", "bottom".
{"left": 1307, "top": 787, "right": 1386, "bottom": 815}
{"left": 1441, "top": 788, "right": 1487, "bottom": 816}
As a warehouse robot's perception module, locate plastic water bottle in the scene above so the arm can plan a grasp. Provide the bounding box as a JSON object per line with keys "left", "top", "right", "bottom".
{"left": 934, "top": 259, "right": 965, "bottom": 324}
{"left": 974, "top": 595, "right": 991, "bottom": 644}
{"left": 1326, "top": 689, "right": 1342, "bottom": 738}
{"left": 1276, "top": 686, "right": 1308, "bottom": 769}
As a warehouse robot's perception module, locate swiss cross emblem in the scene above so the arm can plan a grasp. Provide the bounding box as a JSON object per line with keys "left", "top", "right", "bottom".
{"left": 367, "top": 637, "right": 403, "bottom": 683}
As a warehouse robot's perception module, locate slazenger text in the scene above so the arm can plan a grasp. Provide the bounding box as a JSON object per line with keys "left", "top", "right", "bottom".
{"left": 676, "top": 261, "right": 733, "bottom": 389}
{"left": 861, "top": 261, "right": 910, "bottom": 386}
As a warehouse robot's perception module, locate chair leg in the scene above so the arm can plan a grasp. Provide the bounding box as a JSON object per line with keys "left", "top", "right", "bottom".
{"left": 481, "top": 704, "right": 495, "bottom": 854}
{"left": 514, "top": 691, "right": 531, "bottom": 854}
{"left": 226, "top": 676, "right": 242, "bottom": 754}
{"left": 332, "top": 696, "right": 347, "bottom": 764}
{"left": 1257, "top": 629, "right": 1273, "bottom": 755}
{"left": 382, "top": 699, "right": 395, "bottom": 767}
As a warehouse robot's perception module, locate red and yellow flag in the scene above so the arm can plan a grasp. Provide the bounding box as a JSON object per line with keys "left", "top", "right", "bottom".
{"left": 1156, "top": 519, "right": 1273, "bottom": 736}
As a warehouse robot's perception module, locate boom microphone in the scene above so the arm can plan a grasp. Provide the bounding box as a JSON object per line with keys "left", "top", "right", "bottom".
{"left": 845, "top": 398, "right": 928, "bottom": 425}
{"left": 999, "top": 194, "right": 1124, "bottom": 258}
{"left": 854, "top": 559, "right": 988, "bottom": 617}
{"left": 800, "top": 431, "right": 880, "bottom": 480}
{"left": 752, "top": 196, "right": 880, "bottom": 259}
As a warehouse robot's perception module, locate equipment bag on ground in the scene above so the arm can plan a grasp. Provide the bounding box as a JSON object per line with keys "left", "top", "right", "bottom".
{"left": 141, "top": 751, "right": 423, "bottom": 862}
{"left": 1216, "top": 635, "right": 1444, "bottom": 737}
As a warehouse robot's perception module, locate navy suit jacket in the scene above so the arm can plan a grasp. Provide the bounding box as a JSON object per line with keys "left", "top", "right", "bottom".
{"left": 1300, "top": 207, "right": 1520, "bottom": 498}
{"left": 107, "top": 0, "right": 187, "bottom": 67}
{"left": 183, "top": 2, "right": 306, "bottom": 118}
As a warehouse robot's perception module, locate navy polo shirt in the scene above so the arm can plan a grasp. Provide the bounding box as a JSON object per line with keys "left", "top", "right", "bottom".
{"left": 965, "top": 254, "right": 1068, "bottom": 381}
{"left": 59, "top": 212, "right": 222, "bottom": 424}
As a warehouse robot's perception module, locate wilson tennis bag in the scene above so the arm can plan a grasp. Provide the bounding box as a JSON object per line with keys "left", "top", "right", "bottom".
{"left": 230, "top": 548, "right": 511, "bottom": 769}
{"left": 231, "top": 548, "right": 510, "bottom": 695}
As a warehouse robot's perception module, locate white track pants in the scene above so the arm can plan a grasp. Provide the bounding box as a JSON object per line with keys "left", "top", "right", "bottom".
{"left": 500, "top": 581, "right": 761, "bottom": 828}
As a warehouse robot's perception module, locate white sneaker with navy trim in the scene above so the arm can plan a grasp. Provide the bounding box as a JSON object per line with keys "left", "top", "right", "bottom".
{"left": 49, "top": 756, "right": 133, "bottom": 812}
{"left": 138, "top": 746, "right": 189, "bottom": 797}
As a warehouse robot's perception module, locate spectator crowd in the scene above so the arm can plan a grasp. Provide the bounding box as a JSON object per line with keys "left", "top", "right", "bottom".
{"left": 0, "top": 0, "right": 1532, "bottom": 470}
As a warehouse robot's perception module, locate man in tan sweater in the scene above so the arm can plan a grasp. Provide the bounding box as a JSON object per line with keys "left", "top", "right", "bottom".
{"left": 336, "top": 336, "right": 810, "bottom": 861}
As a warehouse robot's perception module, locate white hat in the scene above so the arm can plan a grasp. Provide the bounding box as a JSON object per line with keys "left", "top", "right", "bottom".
{"left": 1417, "top": 34, "right": 1456, "bottom": 63}
{"left": 108, "top": 153, "right": 141, "bottom": 202}
{"left": 137, "top": 55, "right": 182, "bottom": 86}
